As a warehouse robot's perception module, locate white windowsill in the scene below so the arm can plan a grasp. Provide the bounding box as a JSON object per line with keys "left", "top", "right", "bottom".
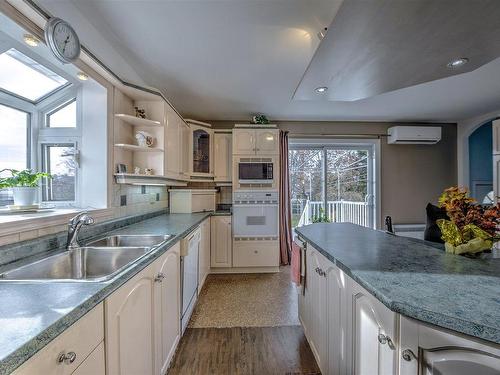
{"left": 0, "top": 207, "right": 113, "bottom": 238}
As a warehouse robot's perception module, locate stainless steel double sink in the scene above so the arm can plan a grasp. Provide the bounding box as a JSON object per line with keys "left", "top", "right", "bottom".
{"left": 0, "top": 235, "right": 174, "bottom": 282}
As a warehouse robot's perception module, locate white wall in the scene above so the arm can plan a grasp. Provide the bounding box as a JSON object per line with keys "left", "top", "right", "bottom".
{"left": 457, "top": 109, "right": 500, "bottom": 187}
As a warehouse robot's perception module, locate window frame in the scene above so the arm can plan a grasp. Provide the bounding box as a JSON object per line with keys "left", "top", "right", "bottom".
{"left": 38, "top": 137, "right": 80, "bottom": 207}
{"left": 45, "top": 98, "right": 78, "bottom": 129}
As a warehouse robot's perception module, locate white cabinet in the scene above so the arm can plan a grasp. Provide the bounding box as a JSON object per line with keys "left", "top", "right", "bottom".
{"left": 493, "top": 119, "right": 500, "bottom": 155}
{"left": 164, "top": 106, "right": 181, "bottom": 179}
{"left": 214, "top": 132, "right": 232, "bottom": 182}
{"left": 210, "top": 216, "right": 232, "bottom": 267}
{"left": 347, "top": 277, "right": 398, "bottom": 375}
{"left": 299, "top": 246, "right": 345, "bottom": 375}
{"left": 105, "top": 244, "right": 180, "bottom": 375}
{"left": 233, "top": 128, "right": 279, "bottom": 155}
{"left": 400, "top": 316, "right": 500, "bottom": 375}
{"left": 13, "top": 304, "right": 104, "bottom": 375}
{"left": 199, "top": 218, "right": 211, "bottom": 289}
{"left": 494, "top": 155, "right": 500, "bottom": 204}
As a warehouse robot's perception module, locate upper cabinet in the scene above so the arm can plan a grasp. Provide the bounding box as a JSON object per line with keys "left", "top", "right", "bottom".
{"left": 214, "top": 131, "right": 232, "bottom": 183}
{"left": 233, "top": 127, "right": 279, "bottom": 155}
{"left": 187, "top": 120, "right": 214, "bottom": 178}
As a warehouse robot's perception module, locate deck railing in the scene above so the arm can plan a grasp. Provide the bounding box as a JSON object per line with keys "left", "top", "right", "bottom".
{"left": 293, "top": 199, "right": 369, "bottom": 227}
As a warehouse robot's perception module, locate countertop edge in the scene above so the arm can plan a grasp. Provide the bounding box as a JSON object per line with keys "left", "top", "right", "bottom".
{"left": 0, "top": 211, "right": 231, "bottom": 375}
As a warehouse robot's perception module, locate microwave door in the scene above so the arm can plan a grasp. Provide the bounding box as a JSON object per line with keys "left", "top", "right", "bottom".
{"left": 238, "top": 162, "right": 273, "bottom": 183}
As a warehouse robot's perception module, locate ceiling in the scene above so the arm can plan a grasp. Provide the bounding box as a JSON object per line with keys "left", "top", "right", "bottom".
{"left": 35, "top": 0, "right": 500, "bottom": 123}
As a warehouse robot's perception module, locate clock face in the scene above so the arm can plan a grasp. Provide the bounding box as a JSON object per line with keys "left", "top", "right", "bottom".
{"left": 45, "top": 18, "right": 81, "bottom": 63}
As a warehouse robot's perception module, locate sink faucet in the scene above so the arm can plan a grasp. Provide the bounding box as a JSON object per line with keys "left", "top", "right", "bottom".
{"left": 67, "top": 212, "right": 95, "bottom": 249}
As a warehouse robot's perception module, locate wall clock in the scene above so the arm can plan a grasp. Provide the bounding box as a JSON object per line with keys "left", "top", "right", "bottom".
{"left": 44, "top": 17, "right": 81, "bottom": 64}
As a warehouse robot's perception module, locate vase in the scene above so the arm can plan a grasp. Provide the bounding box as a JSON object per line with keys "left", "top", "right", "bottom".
{"left": 11, "top": 187, "right": 38, "bottom": 206}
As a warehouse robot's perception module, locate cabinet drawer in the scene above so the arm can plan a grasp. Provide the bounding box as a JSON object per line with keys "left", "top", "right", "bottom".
{"left": 233, "top": 240, "right": 279, "bottom": 267}
{"left": 13, "top": 303, "right": 104, "bottom": 375}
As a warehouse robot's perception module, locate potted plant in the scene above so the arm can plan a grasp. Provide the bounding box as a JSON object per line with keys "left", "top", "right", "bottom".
{"left": 0, "top": 169, "right": 51, "bottom": 206}
{"left": 436, "top": 187, "right": 499, "bottom": 255}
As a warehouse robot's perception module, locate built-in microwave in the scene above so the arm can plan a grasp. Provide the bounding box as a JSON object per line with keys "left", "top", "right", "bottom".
{"left": 238, "top": 161, "right": 274, "bottom": 183}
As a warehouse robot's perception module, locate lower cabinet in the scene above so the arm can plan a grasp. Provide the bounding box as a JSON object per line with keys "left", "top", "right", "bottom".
{"left": 346, "top": 276, "right": 398, "bottom": 375}
{"left": 13, "top": 303, "right": 104, "bottom": 375}
{"left": 199, "top": 217, "right": 211, "bottom": 289}
{"left": 210, "top": 216, "right": 232, "bottom": 267}
{"left": 399, "top": 317, "right": 500, "bottom": 375}
{"left": 105, "top": 243, "right": 180, "bottom": 375}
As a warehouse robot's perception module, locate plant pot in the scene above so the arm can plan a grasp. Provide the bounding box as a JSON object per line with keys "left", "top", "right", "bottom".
{"left": 11, "top": 187, "right": 38, "bottom": 206}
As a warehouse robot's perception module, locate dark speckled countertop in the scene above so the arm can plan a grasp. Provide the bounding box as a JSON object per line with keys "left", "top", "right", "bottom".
{"left": 0, "top": 211, "right": 230, "bottom": 375}
{"left": 295, "top": 223, "right": 500, "bottom": 345}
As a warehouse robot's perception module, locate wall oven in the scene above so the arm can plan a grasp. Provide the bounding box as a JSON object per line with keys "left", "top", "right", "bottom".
{"left": 232, "top": 191, "right": 279, "bottom": 238}
{"left": 238, "top": 160, "right": 274, "bottom": 184}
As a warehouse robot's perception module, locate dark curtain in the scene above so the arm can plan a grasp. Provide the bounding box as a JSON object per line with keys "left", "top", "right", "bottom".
{"left": 279, "top": 130, "right": 292, "bottom": 265}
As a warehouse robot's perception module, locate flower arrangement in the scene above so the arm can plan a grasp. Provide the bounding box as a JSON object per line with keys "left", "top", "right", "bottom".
{"left": 436, "top": 187, "right": 499, "bottom": 255}
{"left": 251, "top": 114, "right": 270, "bottom": 125}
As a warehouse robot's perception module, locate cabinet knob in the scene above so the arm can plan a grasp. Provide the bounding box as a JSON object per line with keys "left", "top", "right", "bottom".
{"left": 402, "top": 349, "right": 417, "bottom": 362}
{"left": 58, "top": 351, "right": 77, "bottom": 365}
{"left": 254, "top": 250, "right": 258, "bottom": 254}
{"left": 377, "top": 333, "right": 396, "bottom": 350}
{"left": 154, "top": 272, "right": 166, "bottom": 283}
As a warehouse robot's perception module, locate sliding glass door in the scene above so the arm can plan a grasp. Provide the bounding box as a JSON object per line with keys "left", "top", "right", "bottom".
{"left": 290, "top": 141, "right": 376, "bottom": 229}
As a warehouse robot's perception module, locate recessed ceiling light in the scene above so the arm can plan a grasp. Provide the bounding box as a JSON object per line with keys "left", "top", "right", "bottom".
{"left": 77, "top": 72, "right": 89, "bottom": 81}
{"left": 317, "top": 27, "right": 328, "bottom": 41}
{"left": 447, "top": 58, "right": 469, "bottom": 68}
{"left": 23, "top": 34, "right": 39, "bottom": 47}
{"left": 315, "top": 86, "right": 328, "bottom": 94}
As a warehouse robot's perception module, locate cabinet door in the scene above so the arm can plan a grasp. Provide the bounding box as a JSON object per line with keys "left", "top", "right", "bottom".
{"left": 348, "top": 279, "right": 398, "bottom": 375}
{"left": 154, "top": 244, "right": 181, "bottom": 375}
{"left": 180, "top": 121, "right": 191, "bottom": 178}
{"left": 210, "top": 216, "right": 232, "bottom": 267}
{"left": 214, "top": 133, "right": 232, "bottom": 182}
{"left": 255, "top": 129, "right": 279, "bottom": 154}
{"left": 199, "top": 218, "right": 211, "bottom": 289}
{"left": 494, "top": 155, "right": 500, "bottom": 204}
{"left": 105, "top": 266, "right": 156, "bottom": 375}
{"left": 72, "top": 342, "right": 105, "bottom": 375}
{"left": 493, "top": 119, "right": 500, "bottom": 155}
{"left": 233, "top": 129, "right": 256, "bottom": 155}
{"left": 164, "top": 107, "right": 181, "bottom": 179}
{"left": 191, "top": 126, "right": 213, "bottom": 176}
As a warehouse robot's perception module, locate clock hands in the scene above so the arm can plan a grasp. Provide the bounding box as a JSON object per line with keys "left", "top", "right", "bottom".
{"left": 62, "top": 35, "right": 70, "bottom": 54}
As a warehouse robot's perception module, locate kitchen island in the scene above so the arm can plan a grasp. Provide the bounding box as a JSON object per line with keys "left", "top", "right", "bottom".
{"left": 295, "top": 222, "right": 500, "bottom": 375}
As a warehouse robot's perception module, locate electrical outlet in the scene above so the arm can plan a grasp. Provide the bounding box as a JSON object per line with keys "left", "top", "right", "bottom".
{"left": 156, "top": 193, "right": 160, "bottom": 201}
{"left": 141, "top": 185, "right": 146, "bottom": 194}
{"left": 120, "top": 195, "right": 127, "bottom": 206}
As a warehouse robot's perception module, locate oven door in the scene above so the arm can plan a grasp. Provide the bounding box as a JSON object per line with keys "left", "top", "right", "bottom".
{"left": 233, "top": 204, "right": 279, "bottom": 237}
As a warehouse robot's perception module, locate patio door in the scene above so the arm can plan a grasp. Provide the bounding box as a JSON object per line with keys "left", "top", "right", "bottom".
{"left": 289, "top": 141, "right": 378, "bottom": 229}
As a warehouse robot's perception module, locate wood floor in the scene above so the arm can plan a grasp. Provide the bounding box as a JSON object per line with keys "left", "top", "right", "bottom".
{"left": 167, "top": 326, "right": 321, "bottom": 375}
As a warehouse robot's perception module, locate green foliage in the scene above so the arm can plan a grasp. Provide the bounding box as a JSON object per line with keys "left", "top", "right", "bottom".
{"left": 312, "top": 207, "right": 330, "bottom": 223}
{"left": 0, "top": 169, "right": 51, "bottom": 188}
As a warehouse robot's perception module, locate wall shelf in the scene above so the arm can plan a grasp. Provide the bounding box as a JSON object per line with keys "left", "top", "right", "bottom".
{"left": 114, "top": 173, "right": 187, "bottom": 186}
{"left": 115, "top": 113, "right": 162, "bottom": 127}
{"left": 114, "top": 144, "right": 164, "bottom": 152}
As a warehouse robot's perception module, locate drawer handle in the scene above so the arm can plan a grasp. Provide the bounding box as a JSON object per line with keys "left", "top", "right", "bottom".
{"left": 58, "top": 351, "right": 77, "bottom": 365}
{"left": 402, "top": 349, "right": 417, "bottom": 362}
{"left": 154, "top": 272, "right": 166, "bottom": 283}
{"left": 378, "top": 333, "right": 396, "bottom": 350}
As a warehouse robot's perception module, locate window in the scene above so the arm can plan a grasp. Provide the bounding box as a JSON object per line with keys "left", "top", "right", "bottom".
{"left": 0, "top": 104, "right": 30, "bottom": 206}
{"left": 289, "top": 141, "right": 377, "bottom": 229}
{"left": 46, "top": 99, "right": 77, "bottom": 128}
{"left": 0, "top": 48, "right": 68, "bottom": 102}
{"left": 41, "top": 143, "right": 77, "bottom": 202}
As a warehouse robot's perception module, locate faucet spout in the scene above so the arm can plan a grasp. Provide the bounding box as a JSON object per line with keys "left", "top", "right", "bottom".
{"left": 67, "top": 212, "right": 95, "bottom": 250}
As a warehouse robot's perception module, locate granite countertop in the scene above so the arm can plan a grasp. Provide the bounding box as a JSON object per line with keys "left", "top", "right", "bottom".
{"left": 295, "top": 223, "right": 500, "bottom": 345}
{"left": 0, "top": 211, "right": 230, "bottom": 375}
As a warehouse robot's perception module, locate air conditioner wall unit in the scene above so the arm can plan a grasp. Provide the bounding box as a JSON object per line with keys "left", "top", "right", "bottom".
{"left": 387, "top": 126, "right": 442, "bottom": 144}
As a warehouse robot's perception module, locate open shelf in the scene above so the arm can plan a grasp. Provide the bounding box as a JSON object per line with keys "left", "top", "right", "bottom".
{"left": 114, "top": 144, "right": 164, "bottom": 152}
{"left": 115, "top": 113, "right": 162, "bottom": 127}
{"left": 114, "top": 173, "right": 187, "bottom": 186}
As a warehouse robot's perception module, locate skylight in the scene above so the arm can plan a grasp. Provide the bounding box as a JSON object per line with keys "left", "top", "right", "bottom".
{"left": 0, "top": 48, "right": 68, "bottom": 102}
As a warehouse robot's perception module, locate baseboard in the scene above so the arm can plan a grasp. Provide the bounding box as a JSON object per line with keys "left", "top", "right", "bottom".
{"left": 209, "top": 266, "right": 280, "bottom": 274}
